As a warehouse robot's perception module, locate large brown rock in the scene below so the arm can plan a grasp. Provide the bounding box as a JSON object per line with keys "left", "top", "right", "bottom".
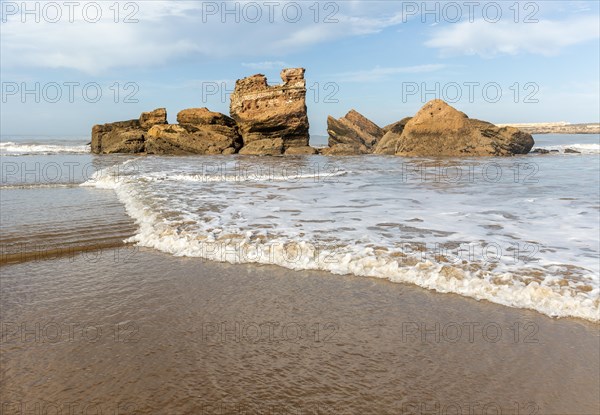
{"left": 91, "top": 108, "right": 166, "bottom": 154}
{"left": 91, "top": 119, "right": 145, "bottom": 154}
{"left": 396, "top": 100, "right": 534, "bottom": 156}
{"left": 284, "top": 146, "right": 318, "bottom": 155}
{"left": 146, "top": 108, "right": 242, "bottom": 155}
{"left": 238, "top": 138, "right": 284, "bottom": 156}
{"left": 177, "top": 107, "right": 237, "bottom": 127}
{"left": 327, "top": 110, "right": 384, "bottom": 153}
{"left": 230, "top": 68, "right": 309, "bottom": 154}
{"left": 372, "top": 117, "right": 412, "bottom": 155}
{"left": 139, "top": 108, "right": 167, "bottom": 129}
{"left": 321, "top": 144, "right": 367, "bottom": 156}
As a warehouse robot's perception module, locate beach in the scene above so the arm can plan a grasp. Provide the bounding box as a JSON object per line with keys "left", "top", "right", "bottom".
{"left": 1, "top": 247, "right": 599, "bottom": 414}
{"left": 1, "top": 246, "right": 599, "bottom": 414}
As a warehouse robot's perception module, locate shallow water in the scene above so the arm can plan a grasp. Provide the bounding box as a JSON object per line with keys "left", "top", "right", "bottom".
{"left": 2, "top": 134, "right": 599, "bottom": 321}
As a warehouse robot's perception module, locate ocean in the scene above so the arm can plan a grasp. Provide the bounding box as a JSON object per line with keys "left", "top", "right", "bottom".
{"left": 2, "top": 135, "right": 600, "bottom": 414}
{"left": 1, "top": 135, "right": 599, "bottom": 321}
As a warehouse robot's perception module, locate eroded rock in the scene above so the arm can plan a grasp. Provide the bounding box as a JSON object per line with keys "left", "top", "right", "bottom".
{"left": 238, "top": 138, "right": 284, "bottom": 156}
{"left": 395, "top": 100, "right": 534, "bottom": 156}
{"left": 284, "top": 146, "right": 318, "bottom": 155}
{"left": 372, "top": 117, "right": 412, "bottom": 155}
{"left": 146, "top": 123, "right": 241, "bottom": 155}
{"left": 230, "top": 68, "right": 310, "bottom": 154}
{"left": 321, "top": 144, "right": 366, "bottom": 156}
{"left": 327, "top": 110, "right": 384, "bottom": 153}
{"left": 91, "top": 108, "right": 166, "bottom": 154}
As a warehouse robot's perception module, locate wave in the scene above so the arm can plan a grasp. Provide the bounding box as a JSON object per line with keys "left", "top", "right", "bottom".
{"left": 0, "top": 141, "right": 90, "bottom": 155}
{"left": 533, "top": 143, "right": 600, "bottom": 154}
{"left": 0, "top": 183, "right": 81, "bottom": 190}
{"left": 82, "top": 161, "right": 600, "bottom": 322}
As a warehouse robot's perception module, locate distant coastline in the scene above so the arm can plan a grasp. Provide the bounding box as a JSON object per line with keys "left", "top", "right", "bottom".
{"left": 497, "top": 122, "right": 600, "bottom": 134}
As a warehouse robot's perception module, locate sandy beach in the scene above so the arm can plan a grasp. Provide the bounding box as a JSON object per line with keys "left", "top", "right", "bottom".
{"left": 1, "top": 247, "right": 598, "bottom": 414}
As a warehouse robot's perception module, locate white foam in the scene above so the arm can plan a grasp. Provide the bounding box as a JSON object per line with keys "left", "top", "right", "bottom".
{"left": 0, "top": 141, "right": 90, "bottom": 155}
{"left": 82, "top": 158, "right": 600, "bottom": 322}
{"left": 534, "top": 143, "right": 600, "bottom": 154}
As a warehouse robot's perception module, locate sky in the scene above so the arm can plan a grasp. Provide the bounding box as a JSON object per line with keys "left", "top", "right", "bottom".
{"left": 1, "top": 0, "right": 599, "bottom": 136}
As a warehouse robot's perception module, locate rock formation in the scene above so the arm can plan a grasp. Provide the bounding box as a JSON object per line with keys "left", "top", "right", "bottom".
{"left": 146, "top": 108, "right": 242, "bottom": 155}
{"left": 230, "top": 68, "right": 310, "bottom": 154}
{"left": 372, "top": 117, "right": 412, "bottom": 155}
{"left": 395, "top": 100, "right": 534, "bottom": 156}
{"left": 326, "top": 110, "right": 384, "bottom": 154}
{"left": 92, "top": 68, "right": 311, "bottom": 156}
{"left": 91, "top": 108, "right": 166, "bottom": 154}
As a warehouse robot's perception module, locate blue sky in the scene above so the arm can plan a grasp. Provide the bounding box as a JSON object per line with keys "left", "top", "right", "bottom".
{"left": 1, "top": 0, "right": 599, "bottom": 136}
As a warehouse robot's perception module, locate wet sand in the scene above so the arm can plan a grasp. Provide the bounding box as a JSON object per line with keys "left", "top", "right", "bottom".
{"left": 1, "top": 249, "right": 598, "bottom": 414}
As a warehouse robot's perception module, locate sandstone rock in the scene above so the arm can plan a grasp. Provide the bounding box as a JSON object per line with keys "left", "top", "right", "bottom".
{"left": 177, "top": 107, "right": 237, "bottom": 127}
{"left": 321, "top": 143, "right": 367, "bottom": 156}
{"left": 139, "top": 108, "right": 167, "bottom": 130}
{"left": 91, "top": 119, "right": 145, "bottom": 154}
{"left": 284, "top": 146, "right": 318, "bottom": 155}
{"left": 238, "top": 138, "right": 284, "bottom": 156}
{"left": 327, "top": 110, "right": 384, "bottom": 152}
{"left": 395, "top": 100, "right": 534, "bottom": 156}
{"left": 91, "top": 108, "right": 168, "bottom": 154}
{"left": 372, "top": 117, "right": 412, "bottom": 155}
{"left": 230, "top": 68, "right": 309, "bottom": 153}
{"left": 145, "top": 123, "right": 240, "bottom": 155}
{"left": 176, "top": 107, "right": 242, "bottom": 152}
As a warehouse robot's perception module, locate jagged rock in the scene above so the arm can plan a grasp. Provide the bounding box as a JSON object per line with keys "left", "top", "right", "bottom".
{"left": 177, "top": 107, "right": 236, "bottom": 127}
{"left": 146, "top": 123, "right": 241, "bottom": 155}
{"left": 531, "top": 148, "right": 550, "bottom": 154}
{"left": 139, "top": 108, "right": 167, "bottom": 129}
{"left": 327, "top": 110, "right": 384, "bottom": 153}
{"left": 91, "top": 108, "right": 167, "bottom": 154}
{"left": 396, "top": 100, "right": 534, "bottom": 156}
{"left": 176, "top": 107, "right": 242, "bottom": 153}
{"left": 373, "top": 117, "right": 412, "bottom": 155}
{"left": 284, "top": 146, "right": 318, "bottom": 155}
{"left": 230, "top": 68, "right": 309, "bottom": 154}
{"left": 91, "top": 120, "right": 144, "bottom": 154}
{"left": 239, "top": 138, "right": 284, "bottom": 156}
{"left": 321, "top": 144, "right": 367, "bottom": 156}
{"left": 564, "top": 148, "right": 581, "bottom": 154}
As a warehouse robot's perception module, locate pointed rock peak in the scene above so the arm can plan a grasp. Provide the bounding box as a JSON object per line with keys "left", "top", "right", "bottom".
{"left": 344, "top": 109, "right": 378, "bottom": 126}
{"left": 413, "top": 99, "right": 468, "bottom": 122}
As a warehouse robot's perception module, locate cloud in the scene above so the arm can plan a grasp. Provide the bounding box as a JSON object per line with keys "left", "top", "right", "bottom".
{"left": 426, "top": 17, "right": 600, "bottom": 57}
{"left": 335, "top": 64, "right": 447, "bottom": 82}
{"left": 241, "top": 61, "right": 293, "bottom": 70}
{"left": 0, "top": 1, "right": 408, "bottom": 75}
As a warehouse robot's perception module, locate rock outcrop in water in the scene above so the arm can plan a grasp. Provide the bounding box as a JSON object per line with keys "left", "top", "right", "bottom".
{"left": 91, "top": 73, "right": 533, "bottom": 157}
{"left": 372, "top": 117, "right": 412, "bottom": 155}
{"left": 145, "top": 108, "right": 242, "bottom": 155}
{"left": 325, "top": 110, "right": 384, "bottom": 155}
{"left": 395, "top": 99, "right": 534, "bottom": 156}
{"left": 91, "top": 68, "right": 314, "bottom": 155}
{"left": 321, "top": 100, "right": 534, "bottom": 156}
{"left": 231, "top": 68, "right": 310, "bottom": 155}
{"left": 91, "top": 108, "right": 167, "bottom": 154}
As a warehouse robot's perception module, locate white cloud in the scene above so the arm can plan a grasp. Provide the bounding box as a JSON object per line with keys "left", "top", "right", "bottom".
{"left": 0, "top": 1, "right": 408, "bottom": 75}
{"left": 241, "top": 61, "right": 293, "bottom": 70}
{"left": 426, "top": 17, "right": 600, "bottom": 57}
{"left": 335, "top": 64, "right": 447, "bottom": 82}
